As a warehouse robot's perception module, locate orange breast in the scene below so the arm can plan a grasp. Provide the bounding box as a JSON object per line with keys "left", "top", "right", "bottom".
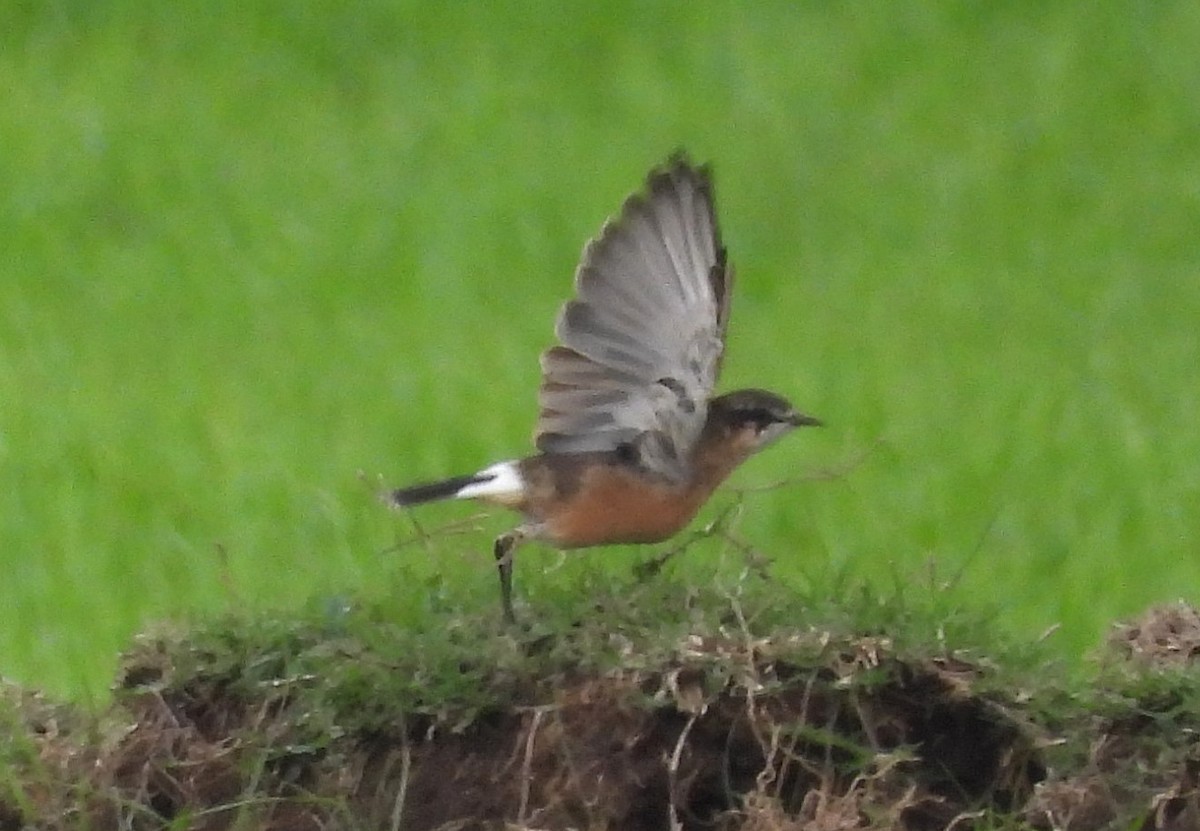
{"left": 539, "top": 466, "right": 708, "bottom": 549}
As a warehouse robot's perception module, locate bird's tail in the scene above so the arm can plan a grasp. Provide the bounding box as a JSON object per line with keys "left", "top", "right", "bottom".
{"left": 389, "top": 473, "right": 492, "bottom": 506}
{"left": 388, "top": 460, "right": 525, "bottom": 508}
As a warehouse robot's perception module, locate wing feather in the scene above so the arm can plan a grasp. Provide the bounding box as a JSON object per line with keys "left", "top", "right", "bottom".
{"left": 533, "top": 154, "right": 733, "bottom": 480}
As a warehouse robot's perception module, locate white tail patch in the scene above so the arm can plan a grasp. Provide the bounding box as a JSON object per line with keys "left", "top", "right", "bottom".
{"left": 455, "top": 461, "right": 525, "bottom": 506}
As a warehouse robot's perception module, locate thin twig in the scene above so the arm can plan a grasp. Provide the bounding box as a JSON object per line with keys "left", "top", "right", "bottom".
{"left": 731, "top": 437, "right": 885, "bottom": 495}
{"left": 389, "top": 739, "right": 412, "bottom": 831}
{"left": 518, "top": 707, "right": 548, "bottom": 826}
{"left": 380, "top": 511, "right": 492, "bottom": 556}
{"left": 633, "top": 501, "right": 742, "bottom": 581}
{"left": 667, "top": 713, "right": 698, "bottom": 831}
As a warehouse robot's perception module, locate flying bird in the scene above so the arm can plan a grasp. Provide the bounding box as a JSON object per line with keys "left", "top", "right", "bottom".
{"left": 389, "top": 154, "right": 820, "bottom": 621}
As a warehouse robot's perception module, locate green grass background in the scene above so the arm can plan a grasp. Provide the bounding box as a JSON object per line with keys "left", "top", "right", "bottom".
{"left": 2, "top": 2, "right": 1198, "bottom": 702}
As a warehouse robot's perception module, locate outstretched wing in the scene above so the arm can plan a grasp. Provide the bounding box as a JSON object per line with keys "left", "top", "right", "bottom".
{"left": 534, "top": 154, "right": 733, "bottom": 481}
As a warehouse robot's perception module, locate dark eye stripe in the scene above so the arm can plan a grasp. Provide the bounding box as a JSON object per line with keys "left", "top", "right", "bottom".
{"left": 734, "top": 407, "right": 776, "bottom": 428}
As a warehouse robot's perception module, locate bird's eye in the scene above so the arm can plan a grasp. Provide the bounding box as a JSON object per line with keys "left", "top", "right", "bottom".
{"left": 737, "top": 408, "right": 776, "bottom": 434}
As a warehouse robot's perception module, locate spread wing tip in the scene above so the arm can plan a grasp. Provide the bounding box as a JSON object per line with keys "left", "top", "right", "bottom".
{"left": 647, "top": 150, "right": 713, "bottom": 198}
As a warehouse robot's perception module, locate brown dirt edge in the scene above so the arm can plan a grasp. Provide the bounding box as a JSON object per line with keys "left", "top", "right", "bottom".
{"left": 4, "top": 602, "right": 1200, "bottom": 830}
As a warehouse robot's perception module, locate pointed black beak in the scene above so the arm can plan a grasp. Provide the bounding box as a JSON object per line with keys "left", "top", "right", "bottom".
{"left": 788, "top": 411, "right": 823, "bottom": 428}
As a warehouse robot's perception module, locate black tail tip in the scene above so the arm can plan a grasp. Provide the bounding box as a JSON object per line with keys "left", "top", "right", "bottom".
{"left": 387, "top": 472, "right": 492, "bottom": 508}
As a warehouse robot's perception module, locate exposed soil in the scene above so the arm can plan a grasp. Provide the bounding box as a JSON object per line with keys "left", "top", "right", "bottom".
{"left": 4, "top": 603, "right": 1200, "bottom": 830}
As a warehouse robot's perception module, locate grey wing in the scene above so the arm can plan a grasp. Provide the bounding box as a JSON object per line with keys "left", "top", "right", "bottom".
{"left": 534, "top": 154, "right": 733, "bottom": 481}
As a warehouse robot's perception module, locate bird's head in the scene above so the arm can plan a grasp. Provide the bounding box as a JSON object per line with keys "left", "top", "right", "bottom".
{"left": 705, "top": 388, "right": 821, "bottom": 456}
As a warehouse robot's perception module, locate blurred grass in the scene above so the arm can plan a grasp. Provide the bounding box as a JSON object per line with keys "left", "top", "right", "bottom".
{"left": 1, "top": 2, "right": 1198, "bottom": 701}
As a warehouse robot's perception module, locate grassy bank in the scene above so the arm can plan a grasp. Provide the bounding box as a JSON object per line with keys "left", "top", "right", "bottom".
{"left": 4, "top": 576, "right": 1200, "bottom": 829}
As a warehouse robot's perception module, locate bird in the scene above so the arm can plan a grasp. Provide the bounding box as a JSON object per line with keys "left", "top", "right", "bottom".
{"left": 388, "top": 153, "right": 820, "bottom": 622}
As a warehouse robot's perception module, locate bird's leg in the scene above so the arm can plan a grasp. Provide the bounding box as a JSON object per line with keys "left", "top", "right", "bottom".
{"left": 493, "top": 528, "right": 525, "bottom": 624}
